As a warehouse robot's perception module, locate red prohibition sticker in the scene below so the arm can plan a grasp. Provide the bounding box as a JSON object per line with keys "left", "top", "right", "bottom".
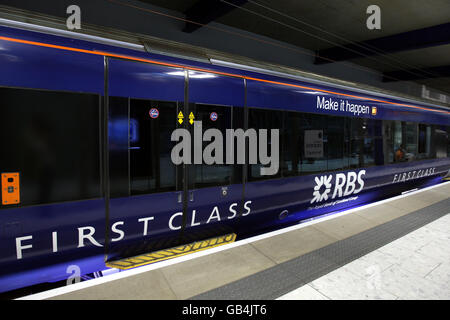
{"left": 149, "top": 108, "right": 159, "bottom": 119}
{"left": 210, "top": 112, "right": 218, "bottom": 121}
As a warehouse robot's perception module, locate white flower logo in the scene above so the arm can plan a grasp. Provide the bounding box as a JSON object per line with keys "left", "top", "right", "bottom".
{"left": 311, "top": 175, "right": 332, "bottom": 204}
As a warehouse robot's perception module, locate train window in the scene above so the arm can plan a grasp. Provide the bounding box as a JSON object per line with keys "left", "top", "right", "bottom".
{"left": 109, "top": 96, "right": 130, "bottom": 198}
{"left": 188, "top": 104, "right": 242, "bottom": 189}
{"left": 382, "top": 120, "right": 394, "bottom": 164}
{"left": 433, "top": 125, "right": 448, "bottom": 159}
{"left": 447, "top": 126, "right": 450, "bottom": 157}
{"left": 371, "top": 120, "right": 384, "bottom": 166}
{"left": 282, "top": 113, "right": 352, "bottom": 176}
{"left": 349, "top": 118, "right": 367, "bottom": 168}
{"left": 382, "top": 120, "right": 450, "bottom": 163}
{"left": 349, "top": 118, "right": 383, "bottom": 168}
{"left": 417, "top": 124, "right": 433, "bottom": 160}
{"left": 327, "top": 116, "right": 346, "bottom": 171}
{"left": 0, "top": 87, "right": 101, "bottom": 207}
{"left": 384, "top": 120, "right": 414, "bottom": 163}
{"left": 129, "top": 99, "right": 178, "bottom": 195}
{"left": 299, "top": 113, "right": 328, "bottom": 175}
{"left": 392, "top": 121, "right": 405, "bottom": 163}
{"left": 282, "top": 112, "right": 363, "bottom": 176}
{"left": 282, "top": 111, "right": 302, "bottom": 177}
{"left": 248, "top": 108, "right": 282, "bottom": 181}
{"left": 232, "top": 106, "right": 244, "bottom": 183}
{"left": 404, "top": 122, "right": 418, "bottom": 159}
{"left": 418, "top": 124, "right": 427, "bottom": 154}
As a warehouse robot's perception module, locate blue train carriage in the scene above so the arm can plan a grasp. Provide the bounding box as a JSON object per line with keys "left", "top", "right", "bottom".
{"left": 0, "top": 22, "right": 449, "bottom": 293}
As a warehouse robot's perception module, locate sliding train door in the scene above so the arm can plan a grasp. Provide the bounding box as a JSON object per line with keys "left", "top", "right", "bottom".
{"left": 107, "top": 58, "right": 185, "bottom": 260}
{"left": 106, "top": 59, "right": 247, "bottom": 260}
{"left": 182, "top": 70, "right": 246, "bottom": 242}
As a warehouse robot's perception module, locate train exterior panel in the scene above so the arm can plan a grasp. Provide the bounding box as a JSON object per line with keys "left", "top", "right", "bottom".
{"left": 0, "top": 24, "right": 449, "bottom": 293}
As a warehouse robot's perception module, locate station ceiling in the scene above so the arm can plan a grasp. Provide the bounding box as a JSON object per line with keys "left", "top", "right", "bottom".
{"left": 140, "top": 0, "right": 450, "bottom": 94}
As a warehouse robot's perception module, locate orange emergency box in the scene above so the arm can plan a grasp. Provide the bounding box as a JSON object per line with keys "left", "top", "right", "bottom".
{"left": 2, "top": 172, "right": 20, "bottom": 205}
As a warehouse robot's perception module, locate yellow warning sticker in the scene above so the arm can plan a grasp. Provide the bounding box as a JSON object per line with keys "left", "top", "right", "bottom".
{"left": 178, "top": 111, "right": 184, "bottom": 124}
{"left": 106, "top": 233, "right": 237, "bottom": 270}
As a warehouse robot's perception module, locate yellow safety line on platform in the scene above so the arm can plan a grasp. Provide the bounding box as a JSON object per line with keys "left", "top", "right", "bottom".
{"left": 106, "top": 233, "right": 237, "bottom": 270}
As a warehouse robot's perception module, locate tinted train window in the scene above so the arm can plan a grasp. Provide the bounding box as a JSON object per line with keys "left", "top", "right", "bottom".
{"left": 282, "top": 112, "right": 302, "bottom": 176}
{"left": 382, "top": 121, "right": 449, "bottom": 163}
{"left": 129, "top": 99, "right": 178, "bottom": 195}
{"left": 327, "top": 116, "right": 346, "bottom": 171}
{"left": 404, "top": 122, "right": 418, "bottom": 158}
{"left": 417, "top": 124, "right": 433, "bottom": 160}
{"left": 188, "top": 104, "right": 243, "bottom": 189}
{"left": 109, "top": 96, "right": 130, "bottom": 197}
{"left": 349, "top": 118, "right": 383, "bottom": 168}
{"left": 282, "top": 112, "right": 351, "bottom": 176}
{"left": 384, "top": 121, "right": 412, "bottom": 163}
{"left": 447, "top": 126, "right": 450, "bottom": 156}
{"left": 434, "top": 125, "right": 448, "bottom": 159}
{"left": 282, "top": 112, "right": 332, "bottom": 176}
{"left": 248, "top": 108, "right": 282, "bottom": 181}
{"left": 0, "top": 87, "right": 100, "bottom": 207}
{"left": 298, "top": 113, "right": 328, "bottom": 174}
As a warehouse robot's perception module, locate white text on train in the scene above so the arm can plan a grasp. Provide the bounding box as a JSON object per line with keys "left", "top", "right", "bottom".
{"left": 14, "top": 201, "right": 252, "bottom": 260}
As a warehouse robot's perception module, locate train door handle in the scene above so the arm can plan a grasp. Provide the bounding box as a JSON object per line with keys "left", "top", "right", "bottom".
{"left": 189, "top": 191, "right": 194, "bottom": 202}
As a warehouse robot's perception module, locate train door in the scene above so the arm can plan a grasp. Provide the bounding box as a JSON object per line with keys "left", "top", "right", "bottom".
{"left": 181, "top": 70, "right": 246, "bottom": 243}
{"left": 106, "top": 58, "right": 185, "bottom": 260}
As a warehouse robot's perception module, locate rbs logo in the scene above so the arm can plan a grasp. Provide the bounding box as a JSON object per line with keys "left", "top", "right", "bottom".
{"left": 311, "top": 170, "right": 366, "bottom": 204}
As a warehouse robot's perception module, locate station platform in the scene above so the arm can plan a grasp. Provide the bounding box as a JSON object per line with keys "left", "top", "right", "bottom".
{"left": 19, "top": 181, "right": 450, "bottom": 300}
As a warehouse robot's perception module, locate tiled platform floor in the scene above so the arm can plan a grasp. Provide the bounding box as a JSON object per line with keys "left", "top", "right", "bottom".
{"left": 278, "top": 212, "right": 450, "bottom": 300}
